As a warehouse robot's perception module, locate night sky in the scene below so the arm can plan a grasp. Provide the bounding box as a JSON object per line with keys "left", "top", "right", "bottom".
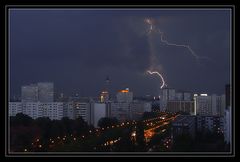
{"left": 9, "top": 9, "right": 231, "bottom": 97}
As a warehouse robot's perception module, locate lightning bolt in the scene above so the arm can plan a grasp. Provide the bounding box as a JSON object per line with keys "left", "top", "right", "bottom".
{"left": 147, "top": 70, "right": 166, "bottom": 89}
{"left": 144, "top": 18, "right": 211, "bottom": 90}
{"left": 144, "top": 18, "right": 167, "bottom": 89}
{"left": 144, "top": 18, "right": 210, "bottom": 62}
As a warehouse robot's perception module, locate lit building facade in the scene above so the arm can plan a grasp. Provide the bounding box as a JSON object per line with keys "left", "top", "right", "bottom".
{"left": 116, "top": 88, "right": 133, "bottom": 103}
{"left": 100, "top": 91, "right": 109, "bottom": 103}
{"left": 75, "top": 102, "right": 90, "bottom": 122}
{"left": 9, "top": 102, "right": 64, "bottom": 120}
{"left": 194, "top": 94, "right": 225, "bottom": 116}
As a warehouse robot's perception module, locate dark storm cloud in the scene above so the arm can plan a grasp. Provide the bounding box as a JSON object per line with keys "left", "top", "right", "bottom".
{"left": 9, "top": 9, "right": 231, "bottom": 97}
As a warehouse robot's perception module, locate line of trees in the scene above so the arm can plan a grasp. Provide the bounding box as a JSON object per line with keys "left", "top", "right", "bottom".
{"left": 10, "top": 113, "right": 90, "bottom": 152}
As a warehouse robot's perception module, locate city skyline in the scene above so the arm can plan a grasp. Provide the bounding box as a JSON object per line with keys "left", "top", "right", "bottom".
{"left": 9, "top": 9, "right": 231, "bottom": 97}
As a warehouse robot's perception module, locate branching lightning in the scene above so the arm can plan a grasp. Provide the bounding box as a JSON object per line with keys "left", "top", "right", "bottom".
{"left": 144, "top": 18, "right": 210, "bottom": 90}
{"left": 145, "top": 18, "right": 167, "bottom": 89}
{"left": 144, "top": 18, "right": 210, "bottom": 62}
{"left": 147, "top": 70, "right": 166, "bottom": 89}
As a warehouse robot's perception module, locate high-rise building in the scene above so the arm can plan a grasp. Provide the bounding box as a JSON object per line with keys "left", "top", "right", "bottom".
{"left": 75, "top": 102, "right": 90, "bottom": 122}
{"left": 100, "top": 91, "right": 109, "bottom": 103}
{"left": 63, "top": 101, "right": 75, "bottom": 119}
{"left": 21, "top": 82, "right": 54, "bottom": 102}
{"left": 194, "top": 94, "right": 225, "bottom": 116}
{"left": 161, "top": 88, "right": 176, "bottom": 111}
{"left": 116, "top": 88, "right": 133, "bottom": 103}
{"left": 62, "top": 101, "right": 91, "bottom": 122}
{"left": 211, "top": 94, "right": 218, "bottom": 116}
{"left": 175, "top": 92, "right": 183, "bottom": 101}
{"left": 110, "top": 102, "right": 130, "bottom": 122}
{"left": 166, "top": 101, "right": 195, "bottom": 115}
{"left": 183, "top": 92, "right": 192, "bottom": 101}
{"left": 90, "top": 103, "right": 106, "bottom": 127}
{"left": 37, "top": 82, "right": 54, "bottom": 102}
{"left": 211, "top": 94, "right": 225, "bottom": 116}
{"left": 21, "top": 84, "right": 38, "bottom": 102}
{"left": 130, "top": 102, "right": 151, "bottom": 120}
{"left": 105, "top": 76, "right": 110, "bottom": 94}
{"left": 220, "top": 94, "right": 226, "bottom": 116}
{"left": 195, "top": 94, "right": 212, "bottom": 115}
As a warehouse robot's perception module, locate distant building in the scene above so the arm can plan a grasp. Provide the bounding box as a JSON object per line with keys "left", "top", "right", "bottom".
{"left": 211, "top": 94, "right": 226, "bottom": 116}
{"left": 9, "top": 102, "right": 23, "bottom": 116}
{"left": 161, "top": 88, "right": 175, "bottom": 111}
{"left": 224, "top": 108, "right": 231, "bottom": 144}
{"left": 194, "top": 94, "right": 225, "bottom": 116}
{"left": 130, "top": 101, "right": 151, "bottom": 120}
{"left": 9, "top": 102, "right": 64, "bottom": 120}
{"left": 62, "top": 101, "right": 90, "bottom": 122}
{"left": 116, "top": 88, "right": 133, "bottom": 103}
{"left": 225, "top": 84, "right": 230, "bottom": 108}
{"left": 37, "top": 82, "right": 54, "bottom": 102}
{"left": 152, "top": 100, "right": 160, "bottom": 112}
{"left": 224, "top": 84, "right": 231, "bottom": 144}
{"left": 166, "top": 101, "right": 195, "bottom": 115}
{"left": 172, "top": 115, "right": 196, "bottom": 139}
{"left": 143, "top": 102, "right": 152, "bottom": 112}
{"left": 75, "top": 102, "right": 90, "bottom": 122}
{"left": 21, "top": 82, "right": 54, "bottom": 102}
{"left": 109, "top": 100, "right": 152, "bottom": 122}
{"left": 175, "top": 92, "right": 183, "bottom": 101}
{"left": 196, "top": 115, "right": 224, "bottom": 133}
{"left": 22, "top": 102, "right": 43, "bottom": 119}
{"left": 220, "top": 94, "right": 226, "bottom": 116}
{"left": 110, "top": 102, "right": 130, "bottom": 122}
{"left": 41, "top": 102, "right": 63, "bottom": 120}
{"left": 161, "top": 88, "right": 192, "bottom": 111}
{"left": 183, "top": 92, "right": 192, "bottom": 101}
{"left": 21, "top": 84, "right": 38, "bottom": 102}
{"left": 99, "top": 91, "right": 109, "bottom": 103}
{"left": 90, "top": 103, "right": 106, "bottom": 127}
{"left": 63, "top": 101, "right": 75, "bottom": 119}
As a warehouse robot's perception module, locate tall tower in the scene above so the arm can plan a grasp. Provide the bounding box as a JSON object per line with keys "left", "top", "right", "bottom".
{"left": 99, "top": 76, "right": 111, "bottom": 103}
{"left": 105, "top": 76, "right": 111, "bottom": 98}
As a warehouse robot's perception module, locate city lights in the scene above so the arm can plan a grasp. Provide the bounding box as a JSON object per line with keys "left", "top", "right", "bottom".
{"left": 9, "top": 8, "right": 231, "bottom": 154}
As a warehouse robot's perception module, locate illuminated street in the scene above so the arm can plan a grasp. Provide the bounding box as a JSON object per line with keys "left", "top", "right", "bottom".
{"left": 144, "top": 113, "right": 179, "bottom": 140}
